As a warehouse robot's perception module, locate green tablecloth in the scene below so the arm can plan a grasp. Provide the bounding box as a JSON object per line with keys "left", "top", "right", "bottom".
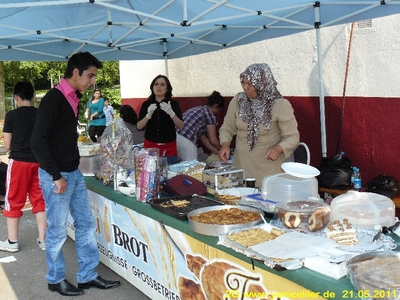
{"left": 85, "top": 176, "right": 400, "bottom": 299}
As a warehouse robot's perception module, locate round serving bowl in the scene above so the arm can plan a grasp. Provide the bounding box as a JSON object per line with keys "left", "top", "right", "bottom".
{"left": 187, "top": 205, "right": 263, "bottom": 236}
{"left": 346, "top": 251, "right": 400, "bottom": 300}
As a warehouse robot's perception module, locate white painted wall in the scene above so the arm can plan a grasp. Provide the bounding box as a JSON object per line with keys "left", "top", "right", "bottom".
{"left": 120, "top": 14, "right": 400, "bottom": 99}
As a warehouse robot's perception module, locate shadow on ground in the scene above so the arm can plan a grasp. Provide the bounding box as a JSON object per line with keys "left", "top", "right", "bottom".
{"left": 0, "top": 207, "right": 151, "bottom": 300}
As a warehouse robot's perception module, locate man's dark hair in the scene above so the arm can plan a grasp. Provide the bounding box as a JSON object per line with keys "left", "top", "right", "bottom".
{"left": 64, "top": 52, "right": 102, "bottom": 78}
{"left": 120, "top": 105, "right": 138, "bottom": 125}
{"left": 13, "top": 81, "right": 34, "bottom": 101}
{"left": 207, "top": 90, "right": 225, "bottom": 108}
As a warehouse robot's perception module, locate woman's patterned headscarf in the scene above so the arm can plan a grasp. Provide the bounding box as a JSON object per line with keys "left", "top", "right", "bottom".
{"left": 238, "top": 63, "right": 282, "bottom": 151}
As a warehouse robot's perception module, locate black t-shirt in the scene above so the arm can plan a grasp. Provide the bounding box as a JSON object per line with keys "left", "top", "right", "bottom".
{"left": 138, "top": 99, "right": 183, "bottom": 143}
{"left": 3, "top": 106, "right": 38, "bottom": 162}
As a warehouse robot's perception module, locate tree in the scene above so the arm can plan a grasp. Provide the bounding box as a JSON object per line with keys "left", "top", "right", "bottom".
{"left": 4, "top": 61, "right": 48, "bottom": 91}
{"left": 97, "top": 61, "right": 120, "bottom": 86}
{"left": 45, "top": 61, "right": 66, "bottom": 88}
{"left": 0, "top": 62, "right": 5, "bottom": 120}
{"left": 1, "top": 60, "right": 121, "bottom": 121}
{"left": 4, "top": 60, "right": 120, "bottom": 90}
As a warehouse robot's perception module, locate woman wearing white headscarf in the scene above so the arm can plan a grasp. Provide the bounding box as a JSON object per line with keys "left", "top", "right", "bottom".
{"left": 218, "top": 63, "right": 299, "bottom": 186}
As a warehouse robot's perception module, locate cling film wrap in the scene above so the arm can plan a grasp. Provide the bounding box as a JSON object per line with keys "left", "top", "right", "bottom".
{"left": 99, "top": 118, "right": 132, "bottom": 185}
{"left": 167, "top": 159, "right": 206, "bottom": 179}
{"left": 134, "top": 148, "right": 159, "bottom": 202}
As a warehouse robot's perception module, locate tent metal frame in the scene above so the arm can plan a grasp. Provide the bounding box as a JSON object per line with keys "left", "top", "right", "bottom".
{"left": 1, "top": 1, "right": 399, "bottom": 61}
{"left": 1, "top": 0, "right": 400, "bottom": 157}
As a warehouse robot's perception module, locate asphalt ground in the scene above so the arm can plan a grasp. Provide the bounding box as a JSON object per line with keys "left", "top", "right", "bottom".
{"left": 0, "top": 154, "right": 151, "bottom": 300}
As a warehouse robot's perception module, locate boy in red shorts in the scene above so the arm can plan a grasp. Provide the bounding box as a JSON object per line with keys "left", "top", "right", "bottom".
{"left": 0, "top": 81, "right": 46, "bottom": 252}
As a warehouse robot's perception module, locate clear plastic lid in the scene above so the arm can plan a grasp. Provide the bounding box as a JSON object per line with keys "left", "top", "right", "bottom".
{"left": 330, "top": 191, "right": 395, "bottom": 230}
{"left": 261, "top": 173, "right": 319, "bottom": 202}
{"left": 275, "top": 199, "right": 331, "bottom": 232}
{"left": 277, "top": 199, "right": 329, "bottom": 214}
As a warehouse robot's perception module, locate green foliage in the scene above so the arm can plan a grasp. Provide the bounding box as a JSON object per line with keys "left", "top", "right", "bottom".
{"left": 4, "top": 61, "right": 52, "bottom": 90}
{"left": 3, "top": 61, "right": 122, "bottom": 120}
{"left": 102, "top": 87, "right": 121, "bottom": 107}
{"left": 77, "top": 86, "right": 121, "bottom": 124}
{"left": 44, "top": 61, "right": 66, "bottom": 88}
{"left": 4, "top": 61, "right": 120, "bottom": 91}
{"left": 97, "top": 61, "right": 120, "bottom": 86}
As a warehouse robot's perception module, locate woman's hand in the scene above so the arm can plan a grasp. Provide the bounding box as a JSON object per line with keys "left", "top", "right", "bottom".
{"left": 218, "top": 144, "right": 231, "bottom": 161}
{"left": 146, "top": 103, "right": 157, "bottom": 119}
{"left": 265, "top": 144, "right": 283, "bottom": 161}
{"left": 160, "top": 101, "right": 175, "bottom": 118}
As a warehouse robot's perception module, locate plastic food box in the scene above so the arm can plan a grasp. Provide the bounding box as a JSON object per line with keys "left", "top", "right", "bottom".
{"left": 330, "top": 191, "right": 395, "bottom": 230}
{"left": 261, "top": 173, "right": 319, "bottom": 203}
{"left": 276, "top": 199, "right": 331, "bottom": 232}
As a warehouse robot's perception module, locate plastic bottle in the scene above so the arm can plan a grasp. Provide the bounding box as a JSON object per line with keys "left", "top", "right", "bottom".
{"left": 229, "top": 148, "right": 234, "bottom": 161}
{"left": 351, "top": 166, "right": 357, "bottom": 188}
{"left": 353, "top": 167, "right": 362, "bottom": 191}
{"left": 333, "top": 151, "right": 345, "bottom": 161}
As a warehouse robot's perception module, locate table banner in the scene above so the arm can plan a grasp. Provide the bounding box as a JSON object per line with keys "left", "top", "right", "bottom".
{"left": 68, "top": 190, "right": 326, "bottom": 300}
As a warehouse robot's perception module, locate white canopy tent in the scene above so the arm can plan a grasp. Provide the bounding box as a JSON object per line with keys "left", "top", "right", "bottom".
{"left": 2, "top": 0, "right": 400, "bottom": 156}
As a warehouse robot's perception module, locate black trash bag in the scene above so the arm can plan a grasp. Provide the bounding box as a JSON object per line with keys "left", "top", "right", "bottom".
{"left": 317, "top": 156, "right": 352, "bottom": 190}
{"left": 366, "top": 174, "right": 398, "bottom": 199}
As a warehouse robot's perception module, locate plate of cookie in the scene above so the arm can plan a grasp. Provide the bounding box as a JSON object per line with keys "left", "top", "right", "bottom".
{"left": 218, "top": 223, "right": 288, "bottom": 268}
{"left": 215, "top": 187, "right": 259, "bottom": 205}
{"left": 150, "top": 195, "right": 223, "bottom": 220}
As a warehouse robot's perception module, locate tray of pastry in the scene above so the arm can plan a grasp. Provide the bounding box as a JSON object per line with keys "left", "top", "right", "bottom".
{"left": 150, "top": 195, "right": 224, "bottom": 220}
{"left": 218, "top": 223, "right": 289, "bottom": 269}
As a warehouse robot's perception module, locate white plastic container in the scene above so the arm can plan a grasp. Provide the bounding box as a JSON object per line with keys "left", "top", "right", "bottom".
{"left": 261, "top": 173, "right": 319, "bottom": 203}
{"left": 330, "top": 191, "right": 395, "bottom": 230}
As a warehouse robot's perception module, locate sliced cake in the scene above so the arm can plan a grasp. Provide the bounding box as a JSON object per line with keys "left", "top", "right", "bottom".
{"left": 325, "top": 218, "right": 359, "bottom": 245}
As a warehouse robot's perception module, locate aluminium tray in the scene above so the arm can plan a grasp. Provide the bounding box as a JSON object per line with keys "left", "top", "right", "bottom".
{"left": 150, "top": 195, "right": 223, "bottom": 220}
{"left": 187, "top": 205, "right": 263, "bottom": 236}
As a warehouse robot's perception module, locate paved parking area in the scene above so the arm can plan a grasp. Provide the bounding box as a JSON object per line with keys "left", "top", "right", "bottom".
{"left": 0, "top": 151, "right": 151, "bottom": 300}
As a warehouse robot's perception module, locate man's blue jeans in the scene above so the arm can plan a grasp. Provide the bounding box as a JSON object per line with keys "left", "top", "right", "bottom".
{"left": 39, "top": 168, "right": 99, "bottom": 284}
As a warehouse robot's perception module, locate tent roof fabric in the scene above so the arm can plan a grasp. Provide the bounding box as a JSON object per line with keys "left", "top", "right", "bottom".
{"left": 1, "top": 0, "right": 400, "bottom": 61}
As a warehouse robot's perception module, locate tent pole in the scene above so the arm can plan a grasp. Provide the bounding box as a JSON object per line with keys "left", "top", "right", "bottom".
{"left": 163, "top": 41, "right": 169, "bottom": 77}
{"left": 316, "top": 28, "right": 327, "bottom": 158}
{"left": 314, "top": 3, "right": 327, "bottom": 158}
{"left": 164, "top": 57, "right": 169, "bottom": 77}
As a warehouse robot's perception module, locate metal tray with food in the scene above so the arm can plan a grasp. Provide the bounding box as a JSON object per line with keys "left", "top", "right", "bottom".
{"left": 218, "top": 224, "right": 287, "bottom": 269}
{"left": 150, "top": 195, "right": 223, "bottom": 220}
{"left": 187, "top": 205, "right": 263, "bottom": 236}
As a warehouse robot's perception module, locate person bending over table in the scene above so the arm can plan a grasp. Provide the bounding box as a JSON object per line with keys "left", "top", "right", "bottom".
{"left": 137, "top": 75, "right": 183, "bottom": 156}
{"left": 119, "top": 104, "right": 144, "bottom": 146}
{"left": 218, "top": 63, "right": 299, "bottom": 186}
{"left": 31, "top": 52, "right": 120, "bottom": 297}
{"left": 176, "top": 90, "right": 225, "bottom": 161}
